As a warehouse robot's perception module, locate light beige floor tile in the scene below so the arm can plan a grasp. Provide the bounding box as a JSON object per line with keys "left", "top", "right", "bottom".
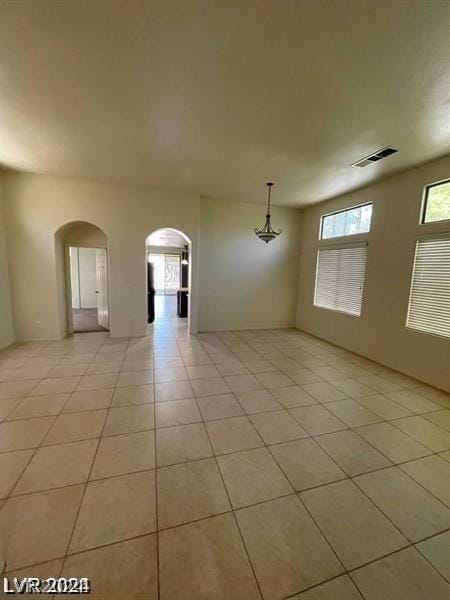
{"left": 270, "top": 438, "right": 346, "bottom": 491}
{"left": 243, "top": 359, "right": 275, "bottom": 374}
{"left": 0, "top": 380, "right": 39, "bottom": 399}
{"left": 217, "top": 447, "right": 292, "bottom": 508}
{"left": 49, "top": 364, "right": 88, "bottom": 378}
{"left": 301, "top": 479, "right": 408, "bottom": 569}
{"left": 0, "top": 397, "right": 21, "bottom": 420}
{"left": 14, "top": 439, "right": 98, "bottom": 494}
{"left": 5, "top": 559, "right": 63, "bottom": 582}
{"left": 224, "top": 373, "right": 263, "bottom": 393}
{"left": 154, "top": 357, "right": 184, "bottom": 369}
{"left": 393, "top": 416, "right": 450, "bottom": 452}
{"left": 103, "top": 404, "right": 154, "bottom": 435}
{"left": 155, "top": 398, "right": 201, "bottom": 428}
{"left": 155, "top": 380, "right": 194, "bottom": 402}
{"left": 355, "top": 466, "right": 450, "bottom": 541}
{"left": 356, "top": 422, "right": 431, "bottom": 463}
{"left": 0, "top": 365, "right": 53, "bottom": 381}
{"left": 441, "top": 449, "right": 450, "bottom": 462}
{"left": 197, "top": 393, "right": 244, "bottom": 420}
{"left": 186, "top": 364, "right": 220, "bottom": 379}
{"left": 86, "top": 361, "right": 123, "bottom": 375}
{"left": 192, "top": 377, "right": 231, "bottom": 397}
{"left": 254, "top": 370, "right": 294, "bottom": 389}
{"left": 300, "top": 382, "right": 349, "bottom": 403}
{"left": 250, "top": 410, "right": 308, "bottom": 444}
{"left": 157, "top": 458, "right": 230, "bottom": 528}
{"left": 310, "top": 366, "right": 350, "bottom": 382}
{"left": 326, "top": 399, "right": 382, "bottom": 427}
{"left": 424, "top": 409, "right": 450, "bottom": 432}
{"left": 400, "top": 455, "right": 450, "bottom": 506}
{"left": 63, "top": 388, "right": 113, "bottom": 413}
{"left": 0, "top": 449, "right": 34, "bottom": 498}
{"left": 412, "top": 384, "right": 450, "bottom": 406}
{"left": 120, "top": 359, "right": 153, "bottom": 372}
{"left": 111, "top": 384, "right": 154, "bottom": 406}
{"left": 236, "top": 389, "right": 282, "bottom": 414}
{"left": 356, "top": 375, "right": 403, "bottom": 394}
{"left": 289, "top": 405, "right": 347, "bottom": 435}
{"left": 156, "top": 423, "right": 212, "bottom": 466}
{"left": 159, "top": 513, "right": 260, "bottom": 600}
{"left": 271, "top": 357, "right": 303, "bottom": 373}
{"left": 0, "top": 416, "right": 55, "bottom": 451}
{"left": 30, "top": 377, "right": 79, "bottom": 396}
{"left": 0, "top": 485, "right": 84, "bottom": 570}
{"left": 288, "top": 368, "right": 324, "bottom": 385}
{"left": 62, "top": 535, "right": 158, "bottom": 600}
{"left": 206, "top": 416, "right": 263, "bottom": 455}
{"left": 355, "top": 394, "right": 413, "bottom": 420}
{"left": 43, "top": 410, "right": 106, "bottom": 445}
{"left": 69, "top": 470, "right": 156, "bottom": 553}
{"left": 154, "top": 367, "right": 188, "bottom": 383}
{"left": 76, "top": 373, "right": 118, "bottom": 391}
{"left": 315, "top": 430, "right": 391, "bottom": 476}
{"left": 290, "top": 575, "right": 363, "bottom": 599}
{"left": 236, "top": 495, "right": 343, "bottom": 599}
{"left": 116, "top": 370, "right": 153, "bottom": 387}
{"left": 91, "top": 431, "right": 155, "bottom": 478}
{"left": 331, "top": 378, "right": 377, "bottom": 398}
{"left": 7, "top": 393, "right": 69, "bottom": 420}
{"left": 216, "top": 360, "right": 252, "bottom": 376}
{"left": 416, "top": 531, "right": 450, "bottom": 581}
{"left": 386, "top": 390, "right": 442, "bottom": 413}
{"left": 351, "top": 546, "right": 449, "bottom": 600}
{"left": 271, "top": 385, "right": 317, "bottom": 408}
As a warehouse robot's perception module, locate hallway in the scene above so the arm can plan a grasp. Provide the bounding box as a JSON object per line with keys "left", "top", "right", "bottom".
{"left": 0, "top": 320, "right": 449, "bottom": 598}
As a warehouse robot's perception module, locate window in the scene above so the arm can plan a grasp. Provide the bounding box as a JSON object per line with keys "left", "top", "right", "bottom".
{"left": 314, "top": 245, "right": 368, "bottom": 316}
{"left": 406, "top": 238, "right": 450, "bottom": 338}
{"left": 321, "top": 203, "right": 372, "bottom": 240}
{"left": 422, "top": 180, "right": 450, "bottom": 223}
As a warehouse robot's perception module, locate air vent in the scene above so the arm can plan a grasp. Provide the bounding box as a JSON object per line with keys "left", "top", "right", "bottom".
{"left": 352, "top": 146, "right": 398, "bottom": 168}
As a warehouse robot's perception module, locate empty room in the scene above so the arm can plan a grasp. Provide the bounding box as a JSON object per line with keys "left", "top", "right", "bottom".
{"left": 0, "top": 1, "right": 449, "bottom": 599}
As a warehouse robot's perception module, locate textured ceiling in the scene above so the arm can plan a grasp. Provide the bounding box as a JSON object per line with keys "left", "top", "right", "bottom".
{"left": 1, "top": 0, "right": 449, "bottom": 206}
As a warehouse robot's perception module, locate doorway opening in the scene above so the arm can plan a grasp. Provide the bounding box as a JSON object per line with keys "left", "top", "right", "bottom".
{"left": 146, "top": 228, "right": 191, "bottom": 330}
{"left": 55, "top": 221, "right": 109, "bottom": 337}
{"left": 69, "top": 246, "right": 109, "bottom": 332}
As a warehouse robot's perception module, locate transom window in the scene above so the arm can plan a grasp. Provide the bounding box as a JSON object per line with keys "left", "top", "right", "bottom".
{"left": 321, "top": 203, "right": 372, "bottom": 240}
{"left": 422, "top": 179, "right": 450, "bottom": 224}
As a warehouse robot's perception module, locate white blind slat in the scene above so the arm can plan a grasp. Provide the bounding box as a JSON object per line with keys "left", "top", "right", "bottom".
{"left": 406, "top": 238, "right": 450, "bottom": 338}
{"left": 314, "top": 247, "right": 367, "bottom": 316}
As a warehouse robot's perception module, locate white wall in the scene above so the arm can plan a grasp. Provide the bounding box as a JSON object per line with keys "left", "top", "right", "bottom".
{"left": 78, "top": 248, "right": 98, "bottom": 308}
{"left": 199, "top": 196, "right": 302, "bottom": 331}
{"left": 0, "top": 181, "right": 14, "bottom": 350}
{"left": 296, "top": 155, "right": 450, "bottom": 392}
{"left": 2, "top": 172, "right": 200, "bottom": 340}
{"left": 69, "top": 248, "right": 80, "bottom": 309}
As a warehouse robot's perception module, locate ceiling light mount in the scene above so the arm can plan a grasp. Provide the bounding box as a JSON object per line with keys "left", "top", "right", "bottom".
{"left": 254, "top": 182, "right": 282, "bottom": 244}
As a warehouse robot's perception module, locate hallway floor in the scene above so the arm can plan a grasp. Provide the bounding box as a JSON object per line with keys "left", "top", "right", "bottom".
{"left": 0, "top": 299, "right": 449, "bottom": 599}
{"left": 73, "top": 309, "right": 107, "bottom": 333}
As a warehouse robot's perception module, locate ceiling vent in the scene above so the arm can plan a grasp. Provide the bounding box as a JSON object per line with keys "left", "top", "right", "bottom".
{"left": 352, "top": 146, "right": 398, "bottom": 168}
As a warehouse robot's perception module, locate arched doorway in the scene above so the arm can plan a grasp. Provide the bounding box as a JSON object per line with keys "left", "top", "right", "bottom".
{"left": 55, "top": 221, "right": 109, "bottom": 336}
{"left": 145, "top": 228, "right": 193, "bottom": 332}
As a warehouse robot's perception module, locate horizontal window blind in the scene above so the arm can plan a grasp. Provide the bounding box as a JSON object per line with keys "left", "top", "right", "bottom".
{"left": 314, "top": 246, "right": 367, "bottom": 316}
{"left": 406, "top": 238, "right": 450, "bottom": 338}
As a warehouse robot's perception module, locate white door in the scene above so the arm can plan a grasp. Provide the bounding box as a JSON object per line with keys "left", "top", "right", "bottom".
{"left": 96, "top": 248, "right": 109, "bottom": 329}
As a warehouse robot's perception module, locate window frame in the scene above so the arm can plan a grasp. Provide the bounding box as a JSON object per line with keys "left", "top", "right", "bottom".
{"left": 319, "top": 202, "right": 373, "bottom": 241}
{"left": 420, "top": 178, "right": 450, "bottom": 225}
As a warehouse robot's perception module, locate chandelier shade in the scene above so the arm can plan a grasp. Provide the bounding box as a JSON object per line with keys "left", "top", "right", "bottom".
{"left": 254, "top": 182, "right": 282, "bottom": 243}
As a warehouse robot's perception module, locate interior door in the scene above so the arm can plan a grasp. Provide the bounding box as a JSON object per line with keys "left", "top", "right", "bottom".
{"left": 96, "top": 248, "right": 109, "bottom": 329}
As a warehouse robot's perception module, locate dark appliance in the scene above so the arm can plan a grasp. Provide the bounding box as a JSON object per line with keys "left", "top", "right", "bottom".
{"left": 147, "top": 262, "right": 155, "bottom": 323}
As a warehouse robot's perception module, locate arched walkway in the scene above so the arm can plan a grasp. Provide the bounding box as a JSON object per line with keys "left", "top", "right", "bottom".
{"left": 55, "top": 221, "right": 109, "bottom": 336}
{"left": 145, "top": 228, "right": 194, "bottom": 333}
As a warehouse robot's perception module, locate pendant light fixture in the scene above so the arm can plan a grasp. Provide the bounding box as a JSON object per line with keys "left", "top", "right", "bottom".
{"left": 254, "top": 182, "right": 282, "bottom": 243}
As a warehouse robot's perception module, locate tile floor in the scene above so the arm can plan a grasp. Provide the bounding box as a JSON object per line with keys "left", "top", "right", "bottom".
{"left": 0, "top": 296, "right": 449, "bottom": 599}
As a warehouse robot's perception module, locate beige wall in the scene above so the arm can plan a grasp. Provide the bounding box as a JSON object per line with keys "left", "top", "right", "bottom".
{"left": 0, "top": 181, "right": 14, "bottom": 349}
{"left": 296, "top": 155, "right": 450, "bottom": 392}
{"left": 2, "top": 172, "right": 200, "bottom": 340}
{"left": 199, "top": 196, "right": 302, "bottom": 331}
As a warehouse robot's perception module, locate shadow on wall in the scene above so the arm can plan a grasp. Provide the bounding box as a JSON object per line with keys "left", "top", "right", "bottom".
{"left": 54, "top": 221, "right": 108, "bottom": 338}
